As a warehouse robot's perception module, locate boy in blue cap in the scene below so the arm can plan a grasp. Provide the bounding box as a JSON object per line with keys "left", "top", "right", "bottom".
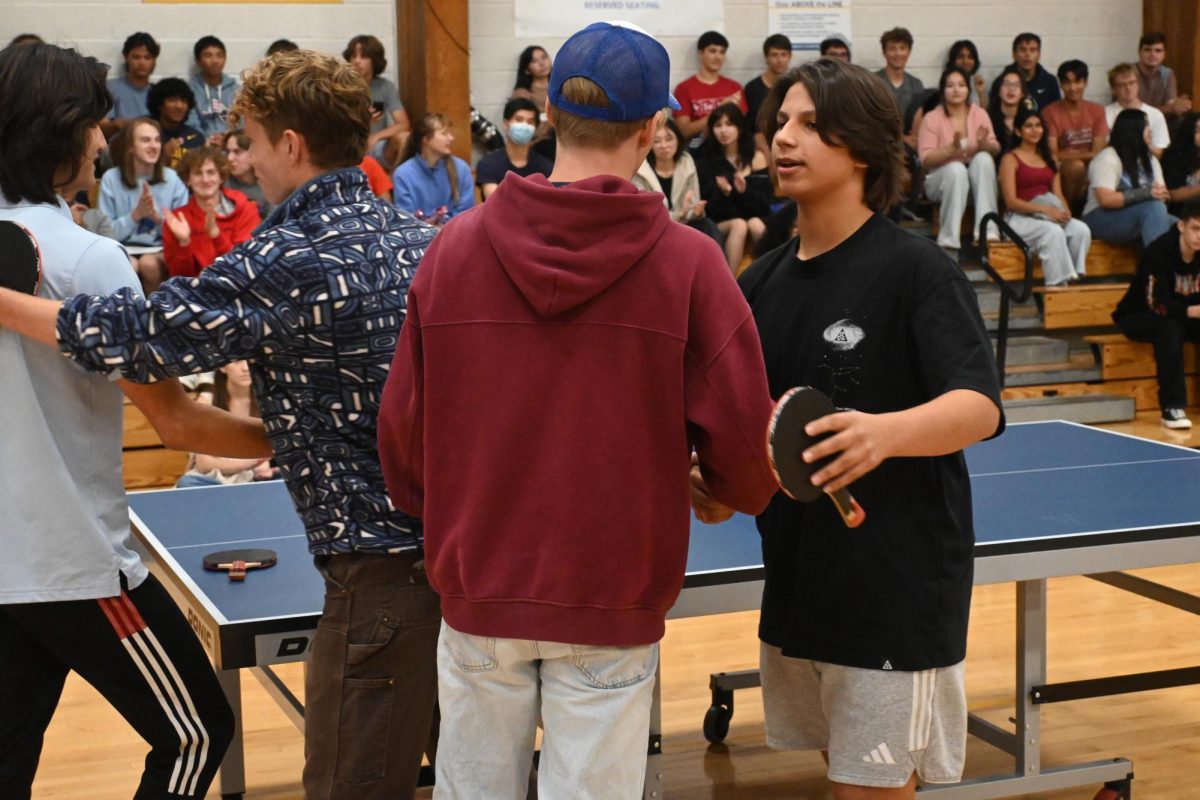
{"left": 378, "top": 20, "right": 778, "bottom": 799}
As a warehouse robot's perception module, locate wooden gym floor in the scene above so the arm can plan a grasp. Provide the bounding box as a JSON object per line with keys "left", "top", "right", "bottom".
{"left": 30, "top": 563, "right": 1200, "bottom": 799}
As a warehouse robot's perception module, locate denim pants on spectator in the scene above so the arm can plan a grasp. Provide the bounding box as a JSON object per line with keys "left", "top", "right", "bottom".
{"left": 1082, "top": 201, "right": 1177, "bottom": 247}
{"left": 924, "top": 152, "right": 999, "bottom": 249}
{"left": 1115, "top": 312, "right": 1200, "bottom": 408}
{"left": 303, "top": 552, "right": 442, "bottom": 800}
{"left": 434, "top": 621, "right": 658, "bottom": 800}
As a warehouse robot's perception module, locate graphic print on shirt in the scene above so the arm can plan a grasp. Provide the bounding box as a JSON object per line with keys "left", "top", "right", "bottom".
{"left": 819, "top": 317, "right": 866, "bottom": 403}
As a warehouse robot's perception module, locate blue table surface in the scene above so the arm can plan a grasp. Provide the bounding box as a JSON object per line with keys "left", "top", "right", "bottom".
{"left": 129, "top": 421, "right": 1200, "bottom": 625}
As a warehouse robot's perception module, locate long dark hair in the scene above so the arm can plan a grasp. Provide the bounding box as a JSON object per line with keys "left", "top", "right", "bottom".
{"left": 214, "top": 366, "right": 260, "bottom": 417}
{"left": 946, "top": 40, "right": 980, "bottom": 75}
{"left": 702, "top": 103, "right": 756, "bottom": 171}
{"left": 1110, "top": 108, "right": 1154, "bottom": 189}
{"left": 989, "top": 65, "right": 1027, "bottom": 110}
{"left": 402, "top": 113, "right": 461, "bottom": 204}
{"left": 938, "top": 66, "right": 973, "bottom": 113}
{"left": 514, "top": 46, "right": 547, "bottom": 93}
{"left": 1012, "top": 106, "right": 1057, "bottom": 172}
{"left": 1163, "top": 112, "right": 1200, "bottom": 179}
{"left": 648, "top": 117, "right": 686, "bottom": 168}
{"left": 0, "top": 43, "right": 112, "bottom": 204}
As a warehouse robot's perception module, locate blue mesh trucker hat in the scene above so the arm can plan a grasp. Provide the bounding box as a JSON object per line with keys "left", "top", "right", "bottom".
{"left": 548, "top": 21, "right": 681, "bottom": 122}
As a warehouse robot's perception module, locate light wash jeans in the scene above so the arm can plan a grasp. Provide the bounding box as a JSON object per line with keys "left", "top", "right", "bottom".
{"left": 924, "top": 151, "right": 999, "bottom": 249}
{"left": 1082, "top": 200, "right": 1177, "bottom": 246}
{"left": 434, "top": 621, "right": 659, "bottom": 800}
{"left": 1005, "top": 193, "right": 1092, "bottom": 286}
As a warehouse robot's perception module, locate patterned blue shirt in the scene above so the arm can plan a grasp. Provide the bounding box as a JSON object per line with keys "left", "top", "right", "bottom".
{"left": 57, "top": 168, "right": 436, "bottom": 554}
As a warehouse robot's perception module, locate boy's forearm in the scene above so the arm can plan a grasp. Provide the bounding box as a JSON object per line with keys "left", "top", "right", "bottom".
{"left": 185, "top": 403, "right": 273, "bottom": 458}
{"left": 884, "top": 389, "right": 1000, "bottom": 458}
{"left": 0, "top": 288, "right": 65, "bottom": 348}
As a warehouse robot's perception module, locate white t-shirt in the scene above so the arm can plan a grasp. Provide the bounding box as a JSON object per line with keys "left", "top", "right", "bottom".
{"left": 1104, "top": 101, "right": 1171, "bottom": 151}
{"left": 0, "top": 196, "right": 147, "bottom": 603}
{"left": 1083, "top": 147, "right": 1166, "bottom": 217}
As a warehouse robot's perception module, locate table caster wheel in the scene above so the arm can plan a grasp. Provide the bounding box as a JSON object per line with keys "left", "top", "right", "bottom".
{"left": 703, "top": 703, "right": 731, "bottom": 744}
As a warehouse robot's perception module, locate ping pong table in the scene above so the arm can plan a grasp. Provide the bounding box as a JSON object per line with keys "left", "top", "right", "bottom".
{"left": 128, "top": 421, "right": 1200, "bottom": 799}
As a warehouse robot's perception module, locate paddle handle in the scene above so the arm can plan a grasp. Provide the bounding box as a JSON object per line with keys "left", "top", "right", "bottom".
{"left": 229, "top": 560, "right": 247, "bottom": 581}
{"left": 826, "top": 488, "right": 866, "bottom": 529}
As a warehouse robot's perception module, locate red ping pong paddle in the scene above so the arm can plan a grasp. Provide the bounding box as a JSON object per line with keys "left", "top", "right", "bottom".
{"left": 0, "top": 220, "right": 43, "bottom": 295}
{"left": 767, "top": 386, "right": 866, "bottom": 529}
{"left": 203, "top": 548, "right": 277, "bottom": 582}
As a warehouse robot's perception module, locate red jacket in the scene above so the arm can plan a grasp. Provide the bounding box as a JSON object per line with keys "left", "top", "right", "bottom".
{"left": 163, "top": 188, "right": 261, "bottom": 278}
{"left": 378, "top": 173, "right": 777, "bottom": 647}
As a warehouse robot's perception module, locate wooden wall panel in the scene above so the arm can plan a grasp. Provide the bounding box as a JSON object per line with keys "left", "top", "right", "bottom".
{"left": 396, "top": 0, "right": 472, "bottom": 162}
{"left": 1144, "top": 0, "right": 1200, "bottom": 102}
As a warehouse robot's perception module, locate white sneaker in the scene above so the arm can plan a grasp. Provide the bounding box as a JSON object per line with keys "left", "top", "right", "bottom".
{"left": 1161, "top": 408, "right": 1193, "bottom": 429}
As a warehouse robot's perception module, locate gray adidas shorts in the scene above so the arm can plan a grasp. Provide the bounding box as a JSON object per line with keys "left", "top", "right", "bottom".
{"left": 760, "top": 642, "right": 967, "bottom": 789}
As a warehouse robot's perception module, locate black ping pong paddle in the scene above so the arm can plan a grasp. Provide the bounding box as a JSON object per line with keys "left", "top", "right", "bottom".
{"left": 0, "top": 220, "right": 43, "bottom": 295}
{"left": 203, "top": 548, "right": 277, "bottom": 582}
{"left": 767, "top": 386, "right": 866, "bottom": 528}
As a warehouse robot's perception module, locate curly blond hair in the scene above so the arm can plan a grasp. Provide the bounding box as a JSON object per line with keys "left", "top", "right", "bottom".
{"left": 230, "top": 49, "right": 370, "bottom": 169}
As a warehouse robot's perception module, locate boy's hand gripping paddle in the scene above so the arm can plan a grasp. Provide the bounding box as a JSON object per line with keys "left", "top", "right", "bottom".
{"left": 203, "top": 549, "right": 277, "bottom": 582}
{"left": 0, "top": 220, "right": 43, "bottom": 295}
{"left": 767, "top": 386, "right": 866, "bottom": 528}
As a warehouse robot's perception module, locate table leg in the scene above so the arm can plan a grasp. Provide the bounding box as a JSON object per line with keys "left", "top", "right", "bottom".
{"left": 217, "top": 667, "right": 246, "bottom": 799}
{"left": 643, "top": 656, "right": 664, "bottom": 799}
{"left": 1015, "top": 579, "right": 1046, "bottom": 779}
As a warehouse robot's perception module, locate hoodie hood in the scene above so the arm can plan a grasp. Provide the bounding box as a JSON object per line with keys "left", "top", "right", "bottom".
{"left": 481, "top": 173, "right": 671, "bottom": 316}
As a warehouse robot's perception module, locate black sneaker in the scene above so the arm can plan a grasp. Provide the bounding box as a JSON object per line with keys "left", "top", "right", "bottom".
{"left": 1161, "top": 408, "right": 1193, "bottom": 429}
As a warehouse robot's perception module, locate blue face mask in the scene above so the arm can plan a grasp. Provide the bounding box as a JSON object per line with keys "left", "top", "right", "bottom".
{"left": 508, "top": 122, "right": 536, "bottom": 145}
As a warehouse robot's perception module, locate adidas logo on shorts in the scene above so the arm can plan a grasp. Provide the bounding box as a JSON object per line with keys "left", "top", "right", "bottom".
{"left": 863, "top": 742, "right": 897, "bottom": 765}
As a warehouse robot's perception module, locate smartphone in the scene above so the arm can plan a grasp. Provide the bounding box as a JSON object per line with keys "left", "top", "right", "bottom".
{"left": 372, "top": 101, "right": 385, "bottom": 114}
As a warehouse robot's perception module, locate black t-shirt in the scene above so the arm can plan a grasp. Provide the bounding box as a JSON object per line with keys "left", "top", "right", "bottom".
{"left": 658, "top": 174, "right": 674, "bottom": 209}
{"left": 1114, "top": 227, "right": 1200, "bottom": 321}
{"left": 476, "top": 148, "right": 553, "bottom": 187}
{"left": 738, "top": 213, "right": 1004, "bottom": 671}
{"left": 744, "top": 76, "right": 770, "bottom": 131}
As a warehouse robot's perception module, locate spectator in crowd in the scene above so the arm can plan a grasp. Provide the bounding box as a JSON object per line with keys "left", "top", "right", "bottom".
{"left": 947, "top": 39, "right": 987, "bottom": 108}
{"left": 344, "top": 34, "right": 410, "bottom": 169}
{"left": 223, "top": 130, "right": 273, "bottom": 216}
{"left": 64, "top": 192, "right": 118, "bottom": 240}
{"left": 697, "top": 103, "right": 771, "bottom": 271}
{"left": 919, "top": 67, "right": 1001, "bottom": 254}
{"left": 1042, "top": 60, "right": 1109, "bottom": 212}
{"left": 188, "top": 35, "right": 239, "bottom": 143}
{"left": 819, "top": 36, "right": 850, "bottom": 62}
{"left": 102, "top": 32, "right": 159, "bottom": 138}
{"left": 1083, "top": 108, "right": 1176, "bottom": 246}
{"left": 177, "top": 361, "right": 276, "bottom": 486}
{"left": 476, "top": 97, "right": 553, "bottom": 200}
{"left": 988, "top": 65, "right": 1037, "bottom": 154}
{"left": 999, "top": 107, "right": 1092, "bottom": 286}
{"left": 744, "top": 33, "right": 793, "bottom": 135}
{"left": 359, "top": 155, "right": 394, "bottom": 202}
{"left": 674, "top": 31, "right": 748, "bottom": 148}
{"left": 633, "top": 115, "right": 722, "bottom": 247}
{"left": 266, "top": 38, "right": 297, "bottom": 55}
{"left": 392, "top": 112, "right": 474, "bottom": 225}
{"left": 1106, "top": 63, "right": 1171, "bottom": 158}
{"left": 148, "top": 78, "right": 205, "bottom": 169}
{"left": 7, "top": 33, "right": 42, "bottom": 46}
{"left": 98, "top": 118, "right": 188, "bottom": 291}
{"left": 510, "top": 45, "right": 554, "bottom": 149}
{"left": 1112, "top": 200, "right": 1200, "bottom": 429}
{"left": 162, "top": 145, "right": 260, "bottom": 279}
{"left": 1163, "top": 112, "right": 1200, "bottom": 209}
{"left": 875, "top": 27, "right": 924, "bottom": 147}
{"left": 991, "top": 32, "right": 1060, "bottom": 109}
{"left": 1137, "top": 32, "right": 1192, "bottom": 123}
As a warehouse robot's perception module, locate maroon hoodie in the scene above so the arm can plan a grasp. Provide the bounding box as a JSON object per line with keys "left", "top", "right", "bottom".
{"left": 379, "top": 172, "right": 777, "bottom": 646}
